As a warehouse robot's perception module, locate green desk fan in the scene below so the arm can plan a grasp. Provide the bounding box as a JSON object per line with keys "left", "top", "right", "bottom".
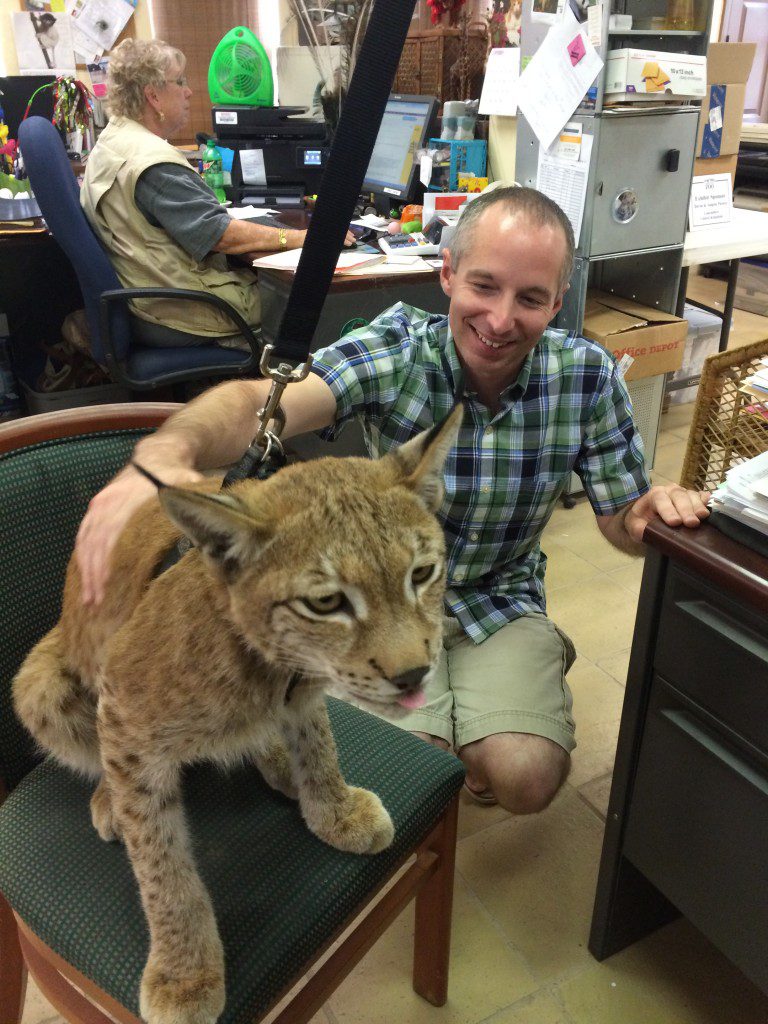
{"left": 208, "top": 26, "right": 274, "bottom": 107}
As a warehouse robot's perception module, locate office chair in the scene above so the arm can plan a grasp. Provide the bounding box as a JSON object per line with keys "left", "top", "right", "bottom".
{"left": 18, "top": 117, "right": 261, "bottom": 392}
{"left": 0, "top": 405, "right": 464, "bottom": 1024}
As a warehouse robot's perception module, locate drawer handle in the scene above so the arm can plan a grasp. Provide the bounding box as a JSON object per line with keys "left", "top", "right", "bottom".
{"left": 678, "top": 600, "right": 768, "bottom": 667}
{"left": 661, "top": 709, "right": 768, "bottom": 798}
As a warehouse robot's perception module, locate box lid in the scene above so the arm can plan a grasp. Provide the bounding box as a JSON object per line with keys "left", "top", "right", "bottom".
{"left": 583, "top": 291, "right": 683, "bottom": 336}
{"left": 706, "top": 42, "right": 756, "bottom": 85}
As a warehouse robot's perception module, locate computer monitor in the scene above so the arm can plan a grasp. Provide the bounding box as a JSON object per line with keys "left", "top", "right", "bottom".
{"left": 362, "top": 94, "right": 438, "bottom": 215}
{"left": 0, "top": 75, "right": 55, "bottom": 139}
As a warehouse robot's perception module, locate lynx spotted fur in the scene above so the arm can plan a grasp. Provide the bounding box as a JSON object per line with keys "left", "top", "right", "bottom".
{"left": 13, "top": 405, "right": 462, "bottom": 1024}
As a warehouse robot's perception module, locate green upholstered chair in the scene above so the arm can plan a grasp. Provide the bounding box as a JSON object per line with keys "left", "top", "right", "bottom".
{"left": 0, "top": 405, "right": 465, "bottom": 1024}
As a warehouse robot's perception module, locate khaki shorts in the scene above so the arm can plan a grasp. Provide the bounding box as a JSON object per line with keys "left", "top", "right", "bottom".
{"left": 396, "top": 613, "right": 577, "bottom": 753}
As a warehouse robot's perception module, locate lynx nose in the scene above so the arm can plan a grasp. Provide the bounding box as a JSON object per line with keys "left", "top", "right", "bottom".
{"left": 391, "top": 666, "right": 429, "bottom": 694}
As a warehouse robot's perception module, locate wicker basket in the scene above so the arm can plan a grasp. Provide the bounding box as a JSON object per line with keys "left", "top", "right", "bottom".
{"left": 680, "top": 338, "right": 768, "bottom": 491}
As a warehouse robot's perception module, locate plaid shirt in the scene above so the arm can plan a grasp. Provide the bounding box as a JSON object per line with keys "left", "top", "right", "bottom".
{"left": 312, "top": 303, "right": 650, "bottom": 643}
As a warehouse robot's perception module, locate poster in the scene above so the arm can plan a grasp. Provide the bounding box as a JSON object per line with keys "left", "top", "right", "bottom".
{"left": 12, "top": 11, "right": 76, "bottom": 75}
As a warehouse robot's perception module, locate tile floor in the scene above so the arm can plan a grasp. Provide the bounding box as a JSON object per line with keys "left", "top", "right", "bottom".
{"left": 20, "top": 273, "right": 768, "bottom": 1024}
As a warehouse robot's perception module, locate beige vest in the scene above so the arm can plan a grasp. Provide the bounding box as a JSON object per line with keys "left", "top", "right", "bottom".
{"left": 81, "top": 117, "right": 260, "bottom": 336}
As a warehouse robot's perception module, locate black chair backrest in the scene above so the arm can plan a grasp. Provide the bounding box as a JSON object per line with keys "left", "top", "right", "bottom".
{"left": 18, "top": 116, "right": 132, "bottom": 365}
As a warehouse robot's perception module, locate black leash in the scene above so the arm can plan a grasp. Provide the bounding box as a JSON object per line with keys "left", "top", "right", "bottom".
{"left": 148, "top": 0, "right": 419, "bottom": 575}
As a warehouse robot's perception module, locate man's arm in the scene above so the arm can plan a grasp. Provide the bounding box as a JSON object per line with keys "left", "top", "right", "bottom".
{"left": 76, "top": 373, "right": 337, "bottom": 605}
{"left": 212, "top": 218, "right": 306, "bottom": 260}
{"left": 596, "top": 484, "right": 711, "bottom": 556}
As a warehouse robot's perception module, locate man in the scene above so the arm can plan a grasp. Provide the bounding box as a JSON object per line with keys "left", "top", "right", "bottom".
{"left": 76, "top": 186, "right": 710, "bottom": 812}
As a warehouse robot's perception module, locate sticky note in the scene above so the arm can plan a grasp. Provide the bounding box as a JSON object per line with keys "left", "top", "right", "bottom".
{"left": 568, "top": 34, "right": 586, "bottom": 66}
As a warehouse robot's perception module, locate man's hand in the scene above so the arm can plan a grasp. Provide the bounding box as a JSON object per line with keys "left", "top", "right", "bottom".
{"left": 624, "top": 484, "right": 711, "bottom": 542}
{"left": 597, "top": 484, "right": 711, "bottom": 555}
{"left": 75, "top": 462, "right": 202, "bottom": 607}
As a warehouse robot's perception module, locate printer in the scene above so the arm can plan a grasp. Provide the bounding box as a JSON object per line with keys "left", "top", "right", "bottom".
{"left": 212, "top": 105, "right": 330, "bottom": 208}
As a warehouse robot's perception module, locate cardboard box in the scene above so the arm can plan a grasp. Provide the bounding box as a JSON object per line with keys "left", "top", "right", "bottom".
{"left": 693, "top": 153, "right": 738, "bottom": 186}
{"left": 696, "top": 42, "right": 756, "bottom": 158}
{"left": 605, "top": 49, "right": 707, "bottom": 103}
{"left": 581, "top": 291, "right": 688, "bottom": 381}
{"left": 734, "top": 259, "right": 768, "bottom": 318}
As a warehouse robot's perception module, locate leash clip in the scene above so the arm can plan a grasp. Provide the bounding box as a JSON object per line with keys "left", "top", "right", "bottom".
{"left": 253, "top": 344, "right": 313, "bottom": 447}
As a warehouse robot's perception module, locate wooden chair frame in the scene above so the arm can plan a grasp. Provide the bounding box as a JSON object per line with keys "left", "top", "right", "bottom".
{"left": 0, "top": 404, "right": 461, "bottom": 1024}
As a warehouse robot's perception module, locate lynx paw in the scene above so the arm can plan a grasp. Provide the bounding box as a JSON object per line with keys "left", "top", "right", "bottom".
{"left": 139, "top": 959, "right": 225, "bottom": 1024}
{"left": 90, "top": 780, "right": 121, "bottom": 842}
{"left": 307, "top": 786, "right": 394, "bottom": 854}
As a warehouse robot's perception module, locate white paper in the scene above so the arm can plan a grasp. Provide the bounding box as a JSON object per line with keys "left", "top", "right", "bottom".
{"left": 536, "top": 146, "right": 589, "bottom": 245}
{"left": 239, "top": 149, "right": 267, "bottom": 187}
{"left": 708, "top": 105, "right": 723, "bottom": 131}
{"left": 252, "top": 249, "right": 385, "bottom": 274}
{"left": 66, "top": 0, "right": 133, "bottom": 52}
{"left": 419, "top": 152, "right": 433, "bottom": 187}
{"left": 587, "top": 1, "right": 603, "bottom": 46}
{"left": 531, "top": 0, "right": 567, "bottom": 24}
{"left": 513, "top": 9, "right": 603, "bottom": 151}
{"left": 12, "top": 11, "right": 76, "bottom": 75}
{"left": 688, "top": 174, "right": 733, "bottom": 230}
{"left": 226, "top": 205, "right": 278, "bottom": 220}
{"left": 549, "top": 121, "right": 582, "bottom": 160}
{"left": 479, "top": 47, "right": 521, "bottom": 116}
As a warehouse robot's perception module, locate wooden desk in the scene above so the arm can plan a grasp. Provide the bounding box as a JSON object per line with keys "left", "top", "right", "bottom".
{"left": 677, "top": 207, "right": 768, "bottom": 352}
{"left": 257, "top": 263, "right": 447, "bottom": 353}
{"left": 589, "top": 519, "right": 768, "bottom": 994}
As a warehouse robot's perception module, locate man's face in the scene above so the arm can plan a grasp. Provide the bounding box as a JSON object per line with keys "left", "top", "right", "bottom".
{"left": 440, "top": 209, "right": 568, "bottom": 393}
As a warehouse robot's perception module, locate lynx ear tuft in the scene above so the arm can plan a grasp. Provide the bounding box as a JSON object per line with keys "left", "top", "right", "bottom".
{"left": 390, "top": 402, "right": 463, "bottom": 511}
{"left": 156, "top": 486, "right": 269, "bottom": 582}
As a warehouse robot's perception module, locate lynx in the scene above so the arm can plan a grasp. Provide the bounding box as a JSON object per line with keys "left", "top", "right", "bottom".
{"left": 13, "top": 405, "right": 462, "bottom": 1024}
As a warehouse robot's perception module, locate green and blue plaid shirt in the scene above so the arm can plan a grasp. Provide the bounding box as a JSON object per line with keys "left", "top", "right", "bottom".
{"left": 312, "top": 303, "right": 650, "bottom": 643}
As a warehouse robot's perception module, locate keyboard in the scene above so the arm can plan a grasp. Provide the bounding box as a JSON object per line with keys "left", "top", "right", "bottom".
{"left": 379, "top": 232, "right": 441, "bottom": 257}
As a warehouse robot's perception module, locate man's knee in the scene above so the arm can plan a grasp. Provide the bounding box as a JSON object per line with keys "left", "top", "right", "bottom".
{"left": 460, "top": 733, "right": 570, "bottom": 815}
{"left": 412, "top": 730, "right": 452, "bottom": 752}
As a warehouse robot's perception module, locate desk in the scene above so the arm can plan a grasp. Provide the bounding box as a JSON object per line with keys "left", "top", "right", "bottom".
{"left": 257, "top": 264, "right": 446, "bottom": 354}
{"left": 589, "top": 519, "right": 768, "bottom": 994}
{"left": 677, "top": 207, "right": 768, "bottom": 353}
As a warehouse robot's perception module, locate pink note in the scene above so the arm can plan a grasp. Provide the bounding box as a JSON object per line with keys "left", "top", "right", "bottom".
{"left": 568, "top": 34, "right": 586, "bottom": 66}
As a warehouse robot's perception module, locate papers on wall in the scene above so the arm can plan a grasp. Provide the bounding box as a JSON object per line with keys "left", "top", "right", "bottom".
{"left": 535, "top": 129, "right": 592, "bottom": 246}
{"left": 531, "top": 0, "right": 567, "bottom": 25}
{"left": 479, "top": 47, "right": 521, "bottom": 116}
{"left": 710, "top": 450, "right": 768, "bottom": 538}
{"left": 688, "top": 173, "right": 733, "bottom": 230}
{"left": 12, "top": 11, "right": 76, "bottom": 75}
{"left": 513, "top": 8, "right": 603, "bottom": 150}
{"left": 66, "top": 0, "right": 134, "bottom": 53}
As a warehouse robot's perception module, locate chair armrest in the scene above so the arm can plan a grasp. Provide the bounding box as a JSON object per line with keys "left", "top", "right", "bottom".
{"left": 99, "top": 289, "right": 262, "bottom": 390}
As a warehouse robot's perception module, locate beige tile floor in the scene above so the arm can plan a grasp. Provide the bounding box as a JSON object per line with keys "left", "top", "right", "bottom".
{"left": 21, "top": 275, "right": 768, "bottom": 1024}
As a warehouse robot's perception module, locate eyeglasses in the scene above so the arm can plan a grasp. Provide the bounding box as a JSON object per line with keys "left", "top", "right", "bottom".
{"left": 165, "top": 76, "right": 188, "bottom": 87}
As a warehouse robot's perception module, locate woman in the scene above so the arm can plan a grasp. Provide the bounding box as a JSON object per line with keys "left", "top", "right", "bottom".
{"left": 80, "top": 39, "right": 314, "bottom": 347}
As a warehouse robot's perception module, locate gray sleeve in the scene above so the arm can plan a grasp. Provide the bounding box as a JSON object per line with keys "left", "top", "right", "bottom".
{"left": 134, "top": 164, "right": 231, "bottom": 262}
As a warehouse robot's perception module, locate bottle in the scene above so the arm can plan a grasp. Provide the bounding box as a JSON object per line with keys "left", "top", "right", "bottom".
{"left": 202, "top": 141, "right": 226, "bottom": 204}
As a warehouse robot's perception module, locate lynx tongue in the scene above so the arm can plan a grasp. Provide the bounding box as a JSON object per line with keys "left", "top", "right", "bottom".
{"left": 397, "top": 690, "right": 427, "bottom": 710}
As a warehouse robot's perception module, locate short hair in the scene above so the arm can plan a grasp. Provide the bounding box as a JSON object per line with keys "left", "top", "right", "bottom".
{"left": 447, "top": 186, "right": 575, "bottom": 292}
{"left": 105, "top": 38, "right": 186, "bottom": 121}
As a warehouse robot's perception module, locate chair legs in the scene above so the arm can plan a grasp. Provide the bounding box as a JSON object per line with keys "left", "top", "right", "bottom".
{"left": 0, "top": 891, "right": 27, "bottom": 1024}
{"left": 413, "top": 792, "right": 459, "bottom": 1006}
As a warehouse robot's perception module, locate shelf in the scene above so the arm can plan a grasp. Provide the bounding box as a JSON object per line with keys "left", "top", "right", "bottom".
{"left": 608, "top": 28, "right": 707, "bottom": 35}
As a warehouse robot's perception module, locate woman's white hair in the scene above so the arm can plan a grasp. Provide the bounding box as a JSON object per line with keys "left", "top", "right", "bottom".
{"left": 105, "top": 38, "right": 186, "bottom": 121}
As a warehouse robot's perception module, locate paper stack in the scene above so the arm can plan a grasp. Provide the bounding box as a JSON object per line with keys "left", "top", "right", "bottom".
{"left": 710, "top": 450, "right": 768, "bottom": 538}
{"left": 740, "top": 356, "right": 768, "bottom": 402}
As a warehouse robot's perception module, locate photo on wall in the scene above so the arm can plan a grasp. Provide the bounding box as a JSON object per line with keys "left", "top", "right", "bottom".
{"left": 12, "top": 11, "right": 76, "bottom": 75}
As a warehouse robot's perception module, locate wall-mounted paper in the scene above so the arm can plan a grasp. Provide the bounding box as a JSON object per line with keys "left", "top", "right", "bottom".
{"left": 536, "top": 143, "right": 590, "bottom": 246}
{"left": 66, "top": 0, "right": 134, "bottom": 53}
{"left": 12, "top": 11, "right": 76, "bottom": 75}
{"left": 479, "top": 47, "right": 521, "bottom": 116}
{"left": 514, "top": 9, "right": 603, "bottom": 150}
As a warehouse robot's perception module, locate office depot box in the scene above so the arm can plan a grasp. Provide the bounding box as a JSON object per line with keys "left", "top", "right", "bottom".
{"left": 605, "top": 49, "right": 707, "bottom": 103}
{"left": 581, "top": 291, "right": 687, "bottom": 381}
{"left": 693, "top": 153, "right": 738, "bottom": 186}
{"left": 697, "top": 43, "right": 755, "bottom": 159}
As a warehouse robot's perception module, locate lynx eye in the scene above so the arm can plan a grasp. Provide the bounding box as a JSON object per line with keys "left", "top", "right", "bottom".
{"left": 302, "top": 592, "right": 347, "bottom": 615}
{"left": 412, "top": 563, "right": 437, "bottom": 586}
